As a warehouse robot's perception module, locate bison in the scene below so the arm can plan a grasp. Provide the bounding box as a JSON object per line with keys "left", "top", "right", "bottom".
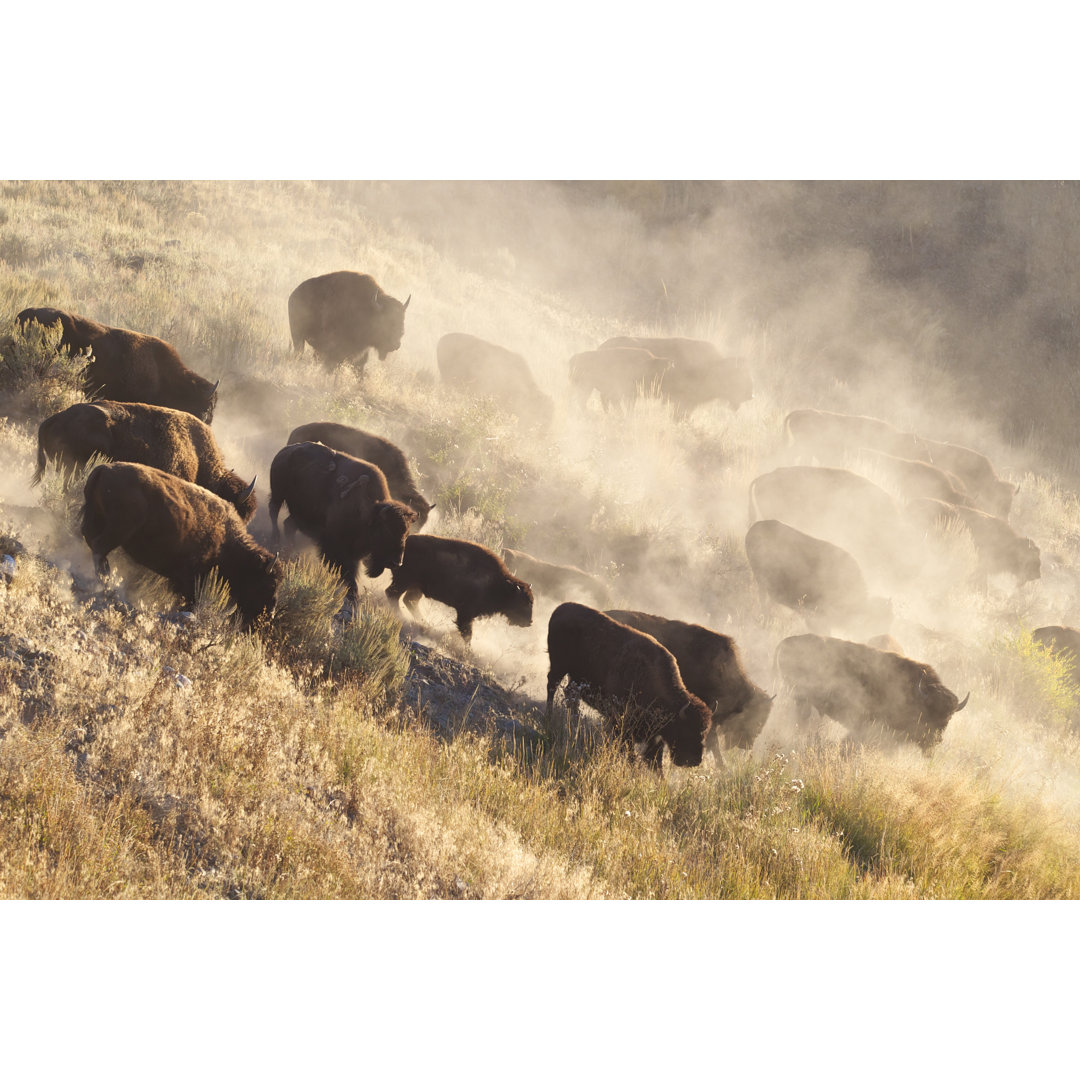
{"left": 744, "top": 519, "right": 893, "bottom": 638}
{"left": 600, "top": 336, "right": 752, "bottom": 415}
{"left": 782, "top": 408, "right": 920, "bottom": 463}
{"left": 287, "top": 271, "right": 410, "bottom": 372}
{"left": 907, "top": 498, "right": 1040, "bottom": 587}
{"left": 775, "top": 633, "right": 969, "bottom": 753}
{"left": 16, "top": 306, "right": 218, "bottom": 423}
{"left": 385, "top": 534, "right": 533, "bottom": 642}
{"left": 605, "top": 609, "right": 772, "bottom": 752}
{"left": 35, "top": 401, "right": 257, "bottom": 522}
{"left": 546, "top": 602, "right": 713, "bottom": 769}
{"left": 568, "top": 346, "right": 672, "bottom": 410}
{"left": 860, "top": 449, "right": 975, "bottom": 508}
{"left": 909, "top": 436, "right": 1017, "bottom": 519}
{"left": 287, "top": 421, "right": 433, "bottom": 529}
{"left": 501, "top": 548, "right": 610, "bottom": 607}
{"left": 80, "top": 462, "right": 281, "bottom": 626}
{"left": 268, "top": 441, "right": 418, "bottom": 605}
{"left": 436, "top": 332, "right": 553, "bottom": 429}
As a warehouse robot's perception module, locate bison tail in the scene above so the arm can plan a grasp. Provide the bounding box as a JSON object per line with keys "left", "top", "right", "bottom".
{"left": 31, "top": 442, "right": 47, "bottom": 487}
{"left": 747, "top": 477, "right": 760, "bottom": 527}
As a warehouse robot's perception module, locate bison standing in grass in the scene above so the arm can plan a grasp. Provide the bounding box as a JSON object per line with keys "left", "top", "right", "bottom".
{"left": 605, "top": 609, "right": 772, "bottom": 753}
{"left": 386, "top": 534, "right": 533, "bottom": 643}
{"left": 16, "top": 306, "right": 218, "bottom": 422}
{"left": 568, "top": 346, "right": 672, "bottom": 410}
{"left": 268, "top": 441, "right": 418, "bottom": 606}
{"left": 35, "top": 401, "right": 257, "bottom": 521}
{"left": 287, "top": 271, "right": 410, "bottom": 372}
{"left": 80, "top": 462, "right": 281, "bottom": 626}
{"left": 775, "top": 633, "right": 969, "bottom": 753}
{"left": 287, "top": 421, "right": 434, "bottom": 529}
{"left": 546, "top": 602, "right": 713, "bottom": 770}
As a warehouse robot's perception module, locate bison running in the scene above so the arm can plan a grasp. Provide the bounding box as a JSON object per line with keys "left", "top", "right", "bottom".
{"left": 17, "top": 306, "right": 218, "bottom": 423}
{"left": 287, "top": 271, "right": 410, "bottom": 372}
{"left": 386, "top": 534, "right": 533, "bottom": 643}
{"left": 546, "top": 603, "right": 713, "bottom": 769}
{"left": 783, "top": 408, "right": 919, "bottom": 463}
{"left": 568, "top": 346, "right": 672, "bottom": 410}
{"left": 775, "top": 633, "right": 969, "bottom": 753}
{"left": 436, "top": 332, "right": 554, "bottom": 429}
{"left": 744, "top": 519, "right": 892, "bottom": 638}
{"left": 287, "top": 421, "right": 434, "bottom": 529}
{"left": 268, "top": 441, "right": 418, "bottom": 606}
{"left": 501, "top": 547, "right": 610, "bottom": 607}
{"left": 80, "top": 462, "right": 281, "bottom": 626}
{"left": 605, "top": 609, "right": 772, "bottom": 752}
{"left": 35, "top": 401, "right": 257, "bottom": 522}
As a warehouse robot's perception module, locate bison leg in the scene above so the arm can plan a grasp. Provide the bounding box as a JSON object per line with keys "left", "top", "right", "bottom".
{"left": 641, "top": 736, "right": 666, "bottom": 771}
{"left": 268, "top": 497, "right": 283, "bottom": 547}
{"left": 455, "top": 612, "right": 474, "bottom": 643}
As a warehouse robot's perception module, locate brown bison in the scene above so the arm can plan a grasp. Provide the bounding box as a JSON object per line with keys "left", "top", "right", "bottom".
{"left": 16, "top": 307, "right": 218, "bottom": 423}
{"left": 501, "top": 548, "right": 610, "bottom": 607}
{"left": 605, "top": 609, "right": 772, "bottom": 752}
{"left": 35, "top": 401, "right": 257, "bottom": 522}
{"left": 907, "top": 498, "right": 1040, "bottom": 587}
{"left": 288, "top": 271, "right": 410, "bottom": 372}
{"left": 268, "top": 442, "right": 418, "bottom": 605}
{"left": 1032, "top": 626, "right": 1080, "bottom": 685}
{"left": 782, "top": 408, "right": 920, "bottom": 463}
{"left": 748, "top": 465, "right": 912, "bottom": 581}
{"left": 80, "top": 462, "right": 281, "bottom": 626}
{"left": 568, "top": 346, "right": 672, "bottom": 409}
{"left": 546, "top": 602, "right": 713, "bottom": 769}
{"left": 287, "top": 421, "right": 434, "bottom": 529}
{"left": 436, "top": 332, "right": 553, "bottom": 429}
{"left": 744, "top": 519, "right": 893, "bottom": 638}
{"left": 860, "top": 449, "right": 975, "bottom": 508}
{"left": 600, "top": 335, "right": 753, "bottom": 415}
{"left": 385, "top": 534, "right": 533, "bottom": 643}
{"left": 775, "top": 633, "right": 969, "bottom": 753}
{"left": 909, "top": 436, "right": 1017, "bottom": 519}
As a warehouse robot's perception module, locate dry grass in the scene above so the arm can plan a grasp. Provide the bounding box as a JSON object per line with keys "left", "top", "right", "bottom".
{"left": 2, "top": 180, "right": 1080, "bottom": 899}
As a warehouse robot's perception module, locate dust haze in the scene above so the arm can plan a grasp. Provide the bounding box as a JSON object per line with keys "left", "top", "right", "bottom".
{"left": 5, "top": 180, "right": 1080, "bottom": 812}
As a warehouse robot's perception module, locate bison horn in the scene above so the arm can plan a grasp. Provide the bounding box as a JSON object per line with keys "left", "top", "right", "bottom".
{"left": 372, "top": 289, "right": 383, "bottom": 310}
{"left": 267, "top": 553, "right": 278, "bottom": 571}
{"left": 955, "top": 691, "right": 970, "bottom": 712}
{"left": 403, "top": 294, "right": 411, "bottom": 311}
{"left": 242, "top": 475, "right": 257, "bottom": 500}
{"left": 1014, "top": 482, "right": 1021, "bottom": 495}
{"left": 211, "top": 379, "right": 220, "bottom": 394}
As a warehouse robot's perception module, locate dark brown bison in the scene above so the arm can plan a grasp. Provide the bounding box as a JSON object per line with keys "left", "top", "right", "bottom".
{"left": 35, "top": 401, "right": 257, "bottom": 522}
{"left": 568, "top": 346, "right": 672, "bottom": 409}
{"left": 909, "top": 436, "right": 1017, "bottom": 519}
{"left": 436, "top": 333, "right": 553, "bottom": 429}
{"left": 16, "top": 307, "right": 218, "bottom": 423}
{"left": 861, "top": 449, "right": 975, "bottom": 508}
{"left": 782, "top": 408, "right": 921, "bottom": 463}
{"left": 907, "top": 498, "right": 1040, "bottom": 587}
{"left": 268, "top": 441, "right": 418, "bottom": 605}
{"left": 80, "top": 462, "right": 281, "bottom": 626}
{"left": 546, "top": 602, "right": 713, "bottom": 769}
{"left": 1032, "top": 626, "right": 1080, "bottom": 685}
{"left": 744, "top": 519, "right": 893, "bottom": 638}
{"left": 775, "top": 633, "right": 969, "bottom": 753}
{"left": 385, "top": 534, "right": 533, "bottom": 642}
{"left": 288, "top": 271, "right": 410, "bottom": 372}
{"left": 287, "top": 421, "right": 433, "bottom": 529}
{"left": 501, "top": 548, "right": 610, "bottom": 607}
{"left": 748, "top": 465, "right": 912, "bottom": 581}
{"left": 605, "top": 609, "right": 772, "bottom": 752}
{"left": 600, "top": 336, "right": 753, "bottom": 415}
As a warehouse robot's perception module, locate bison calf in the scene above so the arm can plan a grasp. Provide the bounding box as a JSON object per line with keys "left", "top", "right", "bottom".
{"left": 605, "top": 609, "right": 772, "bottom": 752}
{"left": 36, "top": 401, "right": 256, "bottom": 521}
{"left": 385, "top": 534, "right": 533, "bottom": 643}
{"left": 776, "top": 633, "right": 969, "bottom": 753}
{"left": 80, "top": 462, "right": 281, "bottom": 626}
{"left": 268, "top": 441, "right": 418, "bottom": 605}
{"left": 287, "top": 421, "right": 433, "bottom": 528}
{"left": 502, "top": 548, "right": 610, "bottom": 607}
{"left": 546, "top": 603, "right": 713, "bottom": 769}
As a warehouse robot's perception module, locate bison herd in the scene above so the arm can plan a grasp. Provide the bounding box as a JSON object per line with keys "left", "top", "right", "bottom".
{"left": 14, "top": 278, "right": 1074, "bottom": 776}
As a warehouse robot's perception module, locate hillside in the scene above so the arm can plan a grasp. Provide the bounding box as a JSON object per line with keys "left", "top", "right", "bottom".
{"left": 2, "top": 179, "right": 1080, "bottom": 898}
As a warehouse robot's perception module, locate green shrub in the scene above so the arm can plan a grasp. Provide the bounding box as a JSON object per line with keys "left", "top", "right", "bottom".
{"left": 0, "top": 316, "right": 89, "bottom": 422}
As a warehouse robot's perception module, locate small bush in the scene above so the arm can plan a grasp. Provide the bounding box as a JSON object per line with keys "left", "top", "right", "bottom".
{"left": 0, "top": 316, "right": 89, "bottom": 422}
{"left": 330, "top": 595, "right": 410, "bottom": 701}
{"left": 990, "top": 627, "right": 1080, "bottom": 731}
{"left": 269, "top": 555, "right": 346, "bottom": 665}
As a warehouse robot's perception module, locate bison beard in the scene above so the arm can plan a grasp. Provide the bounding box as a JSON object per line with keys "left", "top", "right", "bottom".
{"left": 268, "top": 441, "right": 418, "bottom": 606}
{"left": 79, "top": 462, "right": 281, "bottom": 626}
{"left": 546, "top": 603, "right": 712, "bottom": 769}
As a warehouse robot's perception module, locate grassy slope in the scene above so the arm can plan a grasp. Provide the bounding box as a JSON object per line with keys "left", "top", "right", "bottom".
{"left": 1, "top": 179, "right": 1079, "bottom": 898}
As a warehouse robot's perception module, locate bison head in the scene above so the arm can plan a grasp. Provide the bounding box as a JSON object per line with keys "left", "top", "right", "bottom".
{"left": 712, "top": 687, "right": 774, "bottom": 752}
{"left": 364, "top": 500, "right": 419, "bottom": 577}
{"left": 235, "top": 552, "right": 283, "bottom": 628}
{"left": 371, "top": 292, "right": 410, "bottom": 360}
{"left": 502, "top": 578, "right": 534, "bottom": 628}
{"left": 665, "top": 696, "right": 712, "bottom": 767}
